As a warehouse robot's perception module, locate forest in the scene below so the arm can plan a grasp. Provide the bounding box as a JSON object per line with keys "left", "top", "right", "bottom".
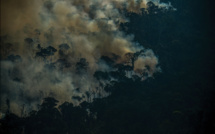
{"left": 0, "top": 0, "right": 215, "bottom": 134}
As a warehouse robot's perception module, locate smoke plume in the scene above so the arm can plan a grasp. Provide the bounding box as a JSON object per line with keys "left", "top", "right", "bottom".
{"left": 0, "top": 0, "right": 174, "bottom": 115}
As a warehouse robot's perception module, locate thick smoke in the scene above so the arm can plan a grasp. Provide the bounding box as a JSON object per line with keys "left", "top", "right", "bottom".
{"left": 0, "top": 0, "right": 173, "bottom": 115}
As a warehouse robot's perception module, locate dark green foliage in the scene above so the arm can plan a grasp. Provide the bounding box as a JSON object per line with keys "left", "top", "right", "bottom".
{"left": 40, "top": 97, "right": 59, "bottom": 109}
{"left": 36, "top": 46, "right": 57, "bottom": 59}
{"left": 58, "top": 102, "right": 91, "bottom": 134}
{"left": 0, "top": 113, "right": 24, "bottom": 134}
{"left": 94, "top": 71, "right": 110, "bottom": 80}
{"left": 76, "top": 58, "right": 89, "bottom": 74}
{"left": 72, "top": 96, "right": 83, "bottom": 101}
{"left": 99, "top": 56, "right": 115, "bottom": 66}
{"left": 24, "top": 97, "right": 66, "bottom": 134}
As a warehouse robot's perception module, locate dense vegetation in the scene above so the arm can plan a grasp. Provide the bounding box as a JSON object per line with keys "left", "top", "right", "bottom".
{"left": 1, "top": 0, "right": 214, "bottom": 134}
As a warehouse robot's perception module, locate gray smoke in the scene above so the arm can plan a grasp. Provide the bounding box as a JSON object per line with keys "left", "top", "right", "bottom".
{"left": 0, "top": 0, "right": 174, "bottom": 116}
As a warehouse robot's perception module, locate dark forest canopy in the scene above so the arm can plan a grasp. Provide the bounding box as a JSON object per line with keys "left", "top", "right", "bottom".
{"left": 1, "top": 0, "right": 215, "bottom": 134}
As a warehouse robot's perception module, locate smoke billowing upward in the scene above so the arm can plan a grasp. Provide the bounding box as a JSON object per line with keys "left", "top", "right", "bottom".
{"left": 0, "top": 0, "right": 174, "bottom": 115}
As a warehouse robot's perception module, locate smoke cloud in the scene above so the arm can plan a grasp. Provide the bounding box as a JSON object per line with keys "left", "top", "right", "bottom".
{"left": 0, "top": 0, "right": 173, "bottom": 115}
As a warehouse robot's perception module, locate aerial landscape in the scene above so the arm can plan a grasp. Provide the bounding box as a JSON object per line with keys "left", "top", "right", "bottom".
{"left": 0, "top": 0, "right": 214, "bottom": 133}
